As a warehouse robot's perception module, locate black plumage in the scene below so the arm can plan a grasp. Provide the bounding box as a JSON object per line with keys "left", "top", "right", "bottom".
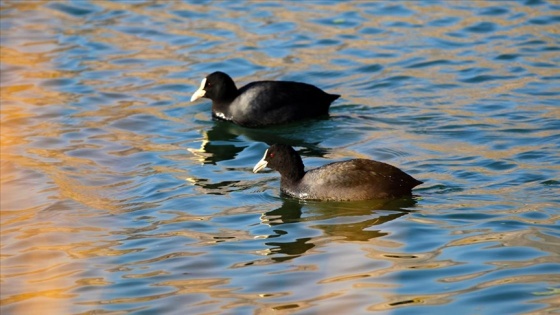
{"left": 191, "top": 71, "right": 339, "bottom": 127}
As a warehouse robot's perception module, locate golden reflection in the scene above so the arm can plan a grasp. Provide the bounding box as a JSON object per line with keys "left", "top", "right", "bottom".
{"left": 0, "top": 288, "right": 77, "bottom": 306}
{"left": 448, "top": 228, "right": 560, "bottom": 257}
{"left": 0, "top": 3, "right": 95, "bottom": 314}
{"left": 0, "top": 47, "right": 51, "bottom": 67}
{"left": 368, "top": 273, "right": 560, "bottom": 312}
{"left": 51, "top": 173, "right": 126, "bottom": 214}
{"left": 1, "top": 1, "right": 558, "bottom": 314}
{"left": 186, "top": 137, "right": 211, "bottom": 165}
{"left": 122, "top": 270, "right": 170, "bottom": 279}
{"left": 369, "top": 294, "right": 453, "bottom": 311}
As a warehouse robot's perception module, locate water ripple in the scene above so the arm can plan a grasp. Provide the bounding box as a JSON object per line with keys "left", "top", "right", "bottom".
{"left": 1, "top": 1, "right": 559, "bottom": 315}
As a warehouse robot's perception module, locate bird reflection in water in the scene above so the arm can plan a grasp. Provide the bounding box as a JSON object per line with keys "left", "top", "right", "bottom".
{"left": 190, "top": 120, "right": 330, "bottom": 165}
{"left": 258, "top": 198, "right": 418, "bottom": 262}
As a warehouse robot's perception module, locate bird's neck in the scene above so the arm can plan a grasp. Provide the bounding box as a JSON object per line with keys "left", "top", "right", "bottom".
{"left": 212, "top": 101, "right": 233, "bottom": 120}
{"left": 211, "top": 88, "right": 238, "bottom": 119}
{"left": 280, "top": 159, "right": 305, "bottom": 185}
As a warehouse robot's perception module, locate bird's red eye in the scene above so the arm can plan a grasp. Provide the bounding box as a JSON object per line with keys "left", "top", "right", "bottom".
{"left": 269, "top": 153, "right": 274, "bottom": 158}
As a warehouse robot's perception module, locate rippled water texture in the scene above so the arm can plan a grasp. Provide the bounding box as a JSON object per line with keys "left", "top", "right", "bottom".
{"left": 1, "top": 1, "right": 559, "bottom": 314}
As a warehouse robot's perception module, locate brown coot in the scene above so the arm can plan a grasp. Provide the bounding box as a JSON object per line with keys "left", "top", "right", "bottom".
{"left": 253, "top": 144, "right": 423, "bottom": 201}
{"left": 191, "top": 71, "right": 340, "bottom": 127}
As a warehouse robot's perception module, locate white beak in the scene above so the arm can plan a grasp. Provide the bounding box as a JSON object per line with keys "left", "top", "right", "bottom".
{"left": 252, "top": 149, "right": 269, "bottom": 173}
{"left": 190, "top": 78, "right": 207, "bottom": 102}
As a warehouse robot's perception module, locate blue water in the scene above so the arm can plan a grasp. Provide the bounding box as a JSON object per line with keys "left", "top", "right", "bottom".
{"left": 1, "top": 1, "right": 559, "bottom": 314}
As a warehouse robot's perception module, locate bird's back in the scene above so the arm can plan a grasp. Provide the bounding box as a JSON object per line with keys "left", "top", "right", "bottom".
{"left": 230, "top": 81, "right": 339, "bottom": 127}
{"left": 289, "top": 159, "right": 422, "bottom": 200}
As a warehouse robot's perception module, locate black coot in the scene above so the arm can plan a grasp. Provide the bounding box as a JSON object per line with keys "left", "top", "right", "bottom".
{"left": 191, "top": 71, "right": 340, "bottom": 127}
{"left": 253, "top": 144, "right": 423, "bottom": 201}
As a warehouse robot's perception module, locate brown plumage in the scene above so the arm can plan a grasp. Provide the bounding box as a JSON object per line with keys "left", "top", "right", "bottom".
{"left": 253, "top": 144, "right": 423, "bottom": 201}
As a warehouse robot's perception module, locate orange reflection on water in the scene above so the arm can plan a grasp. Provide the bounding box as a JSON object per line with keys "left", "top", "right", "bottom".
{"left": 1, "top": 4, "right": 80, "bottom": 314}
{"left": 1, "top": 1, "right": 559, "bottom": 314}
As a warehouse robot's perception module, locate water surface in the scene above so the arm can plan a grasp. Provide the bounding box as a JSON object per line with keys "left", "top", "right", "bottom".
{"left": 1, "top": 1, "right": 559, "bottom": 314}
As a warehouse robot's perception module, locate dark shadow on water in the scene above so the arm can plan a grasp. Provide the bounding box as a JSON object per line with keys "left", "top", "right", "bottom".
{"left": 200, "top": 119, "right": 331, "bottom": 164}
{"left": 265, "top": 237, "right": 315, "bottom": 263}
{"left": 262, "top": 197, "right": 418, "bottom": 262}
